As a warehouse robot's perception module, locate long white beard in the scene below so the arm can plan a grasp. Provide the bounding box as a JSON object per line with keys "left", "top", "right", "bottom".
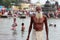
{"left": 36, "top": 12, "right": 43, "bottom": 18}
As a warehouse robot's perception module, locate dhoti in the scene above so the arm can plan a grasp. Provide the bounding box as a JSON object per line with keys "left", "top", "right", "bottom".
{"left": 32, "top": 29, "right": 43, "bottom": 40}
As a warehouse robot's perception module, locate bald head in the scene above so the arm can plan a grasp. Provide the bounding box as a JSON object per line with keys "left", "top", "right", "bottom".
{"left": 36, "top": 6, "right": 42, "bottom": 12}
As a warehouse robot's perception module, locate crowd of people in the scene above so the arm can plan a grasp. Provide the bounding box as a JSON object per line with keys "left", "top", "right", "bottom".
{"left": 0, "top": 7, "right": 60, "bottom": 19}
{"left": 44, "top": 10, "right": 60, "bottom": 18}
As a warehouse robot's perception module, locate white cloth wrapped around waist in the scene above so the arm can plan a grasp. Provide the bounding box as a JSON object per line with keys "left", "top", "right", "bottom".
{"left": 31, "top": 29, "right": 43, "bottom": 40}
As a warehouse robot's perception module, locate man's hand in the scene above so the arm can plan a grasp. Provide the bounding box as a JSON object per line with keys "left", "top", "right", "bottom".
{"left": 46, "top": 37, "right": 49, "bottom": 40}
{"left": 26, "top": 38, "right": 29, "bottom": 40}
{"left": 26, "top": 35, "right": 29, "bottom": 40}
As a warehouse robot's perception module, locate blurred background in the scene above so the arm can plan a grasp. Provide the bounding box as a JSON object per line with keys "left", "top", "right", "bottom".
{"left": 0, "top": 0, "right": 60, "bottom": 18}
{"left": 0, "top": 0, "right": 60, "bottom": 40}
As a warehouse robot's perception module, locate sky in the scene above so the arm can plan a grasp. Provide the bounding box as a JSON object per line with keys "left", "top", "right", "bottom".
{"left": 31, "top": 0, "right": 60, "bottom": 5}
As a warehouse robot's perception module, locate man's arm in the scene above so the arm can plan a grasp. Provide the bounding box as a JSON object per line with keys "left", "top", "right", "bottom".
{"left": 27, "top": 16, "right": 33, "bottom": 40}
{"left": 44, "top": 16, "right": 48, "bottom": 40}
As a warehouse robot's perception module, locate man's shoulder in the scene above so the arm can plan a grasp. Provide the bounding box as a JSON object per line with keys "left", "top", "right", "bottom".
{"left": 43, "top": 15, "right": 47, "bottom": 18}
{"left": 43, "top": 15, "right": 47, "bottom": 19}
{"left": 30, "top": 15, "right": 35, "bottom": 20}
{"left": 31, "top": 14, "right": 35, "bottom": 17}
{"left": 30, "top": 16, "right": 34, "bottom": 19}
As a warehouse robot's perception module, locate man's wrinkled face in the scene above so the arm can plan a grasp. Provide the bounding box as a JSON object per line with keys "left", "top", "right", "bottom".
{"left": 36, "top": 7, "right": 41, "bottom": 13}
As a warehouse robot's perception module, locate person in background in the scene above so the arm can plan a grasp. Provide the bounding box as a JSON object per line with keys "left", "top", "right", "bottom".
{"left": 12, "top": 21, "right": 17, "bottom": 30}
{"left": 48, "top": 11, "right": 55, "bottom": 18}
{"left": 8, "top": 11, "right": 12, "bottom": 17}
{"left": 12, "top": 14, "right": 17, "bottom": 30}
{"left": 21, "top": 23, "right": 25, "bottom": 31}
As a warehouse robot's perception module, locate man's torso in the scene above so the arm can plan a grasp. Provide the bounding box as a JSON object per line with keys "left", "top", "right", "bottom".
{"left": 32, "top": 15, "right": 46, "bottom": 31}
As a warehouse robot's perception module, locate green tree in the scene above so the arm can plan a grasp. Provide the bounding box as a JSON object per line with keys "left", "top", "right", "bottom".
{"left": 0, "top": 0, "right": 21, "bottom": 7}
{"left": 0, "top": 0, "right": 4, "bottom": 5}
{"left": 2, "top": 0, "right": 11, "bottom": 7}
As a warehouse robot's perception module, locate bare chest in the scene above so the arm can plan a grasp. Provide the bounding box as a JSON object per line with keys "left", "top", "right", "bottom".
{"left": 33, "top": 17, "right": 44, "bottom": 24}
